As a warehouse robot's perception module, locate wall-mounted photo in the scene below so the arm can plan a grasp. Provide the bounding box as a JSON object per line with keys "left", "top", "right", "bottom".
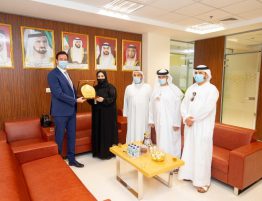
{"left": 122, "top": 39, "right": 141, "bottom": 71}
{"left": 21, "top": 26, "right": 55, "bottom": 69}
{"left": 0, "top": 23, "right": 13, "bottom": 68}
{"left": 62, "top": 32, "right": 89, "bottom": 69}
{"left": 95, "top": 36, "right": 117, "bottom": 70}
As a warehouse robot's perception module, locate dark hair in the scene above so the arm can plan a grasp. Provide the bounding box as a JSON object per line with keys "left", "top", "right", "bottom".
{"left": 56, "top": 51, "right": 68, "bottom": 60}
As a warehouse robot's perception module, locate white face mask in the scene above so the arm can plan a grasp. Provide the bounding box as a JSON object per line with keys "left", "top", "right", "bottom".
{"left": 158, "top": 78, "right": 167, "bottom": 85}
{"left": 58, "top": 60, "right": 68, "bottom": 69}
{"left": 133, "top": 77, "right": 141, "bottom": 84}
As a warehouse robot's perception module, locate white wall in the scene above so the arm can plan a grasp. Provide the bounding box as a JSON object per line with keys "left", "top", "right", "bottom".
{"left": 142, "top": 32, "right": 170, "bottom": 86}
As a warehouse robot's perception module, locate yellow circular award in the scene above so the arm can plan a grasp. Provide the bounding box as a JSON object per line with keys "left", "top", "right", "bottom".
{"left": 81, "top": 84, "right": 96, "bottom": 99}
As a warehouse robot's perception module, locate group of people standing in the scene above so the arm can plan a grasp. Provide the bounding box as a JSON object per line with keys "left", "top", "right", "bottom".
{"left": 123, "top": 66, "right": 219, "bottom": 193}
{"left": 48, "top": 50, "right": 219, "bottom": 193}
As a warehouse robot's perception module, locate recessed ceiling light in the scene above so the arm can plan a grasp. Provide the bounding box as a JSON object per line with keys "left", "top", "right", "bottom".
{"left": 104, "top": 0, "right": 144, "bottom": 14}
{"left": 185, "top": 23, "right": 225, "bottom": 34}
{"left": 98, "top": 9, "right": 129, "bottom": 20}
{"left": 228, "top": 38, "right": 238, "bottom": 42}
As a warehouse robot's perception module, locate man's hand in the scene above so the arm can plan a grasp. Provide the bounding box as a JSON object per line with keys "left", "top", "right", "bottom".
{"left": 76, "top": 97, "right": 86, "bottom": 103}
{"left": 149, "top": 123, "right": 154, "bottom": 128}
{"left": 173, "top": 126, "right": 180, "bottom": 132}
{"left": 96, "top": 96, "right": 104, "bottom": 102}
{"left": 185, "top": 116, "right": 194, "bottom": 127}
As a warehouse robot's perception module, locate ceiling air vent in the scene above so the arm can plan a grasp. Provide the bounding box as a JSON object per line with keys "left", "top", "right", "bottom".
{"left": 220, "top": 17, "right": 238, "bottom": 21}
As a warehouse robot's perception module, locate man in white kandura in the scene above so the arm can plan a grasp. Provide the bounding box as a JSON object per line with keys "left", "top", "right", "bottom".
{"left": 123, "top": 70, "right": 152, "bottom": 143}
{"left": 178, "top": 65, "right": 219, "bottom": 193}
{"left": 149, "top": 69, "right": 183, "bottom": 157}
{"left": 25, "top": 30, "right": 53, "bottom": 68}
{"left": 97, "top": 42, "right": 116, "bottom": 69}
{"left": 0, "top": 30, "right": 11, "bottom": 67}
{"left": 68, "top": 38, "right": 86, "bottom": 64}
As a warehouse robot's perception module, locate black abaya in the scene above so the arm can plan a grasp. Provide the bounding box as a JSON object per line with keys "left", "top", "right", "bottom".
{"left": 88, "top": 72, "right": 118, "bottom": 159}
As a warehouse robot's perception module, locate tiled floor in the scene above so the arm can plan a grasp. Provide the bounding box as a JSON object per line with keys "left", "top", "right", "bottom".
{"left": 70, "top": 153, "right": 262, "bottom": 201}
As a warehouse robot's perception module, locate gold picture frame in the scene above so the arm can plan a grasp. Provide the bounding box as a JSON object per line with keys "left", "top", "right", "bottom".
{"left": 122, "top": 39, "right": 141, "bottom": 71}
{"left": 0, "top": 23, "right": 14, "bottom": 68}
{"left": 21, "top": 26, "right": 55, "bottom": 69}
{"left": 95, "top": 36, "right": 117, "bottom": 71}
{"left": 62, "top": 31, "right": 89, "bottom": 70}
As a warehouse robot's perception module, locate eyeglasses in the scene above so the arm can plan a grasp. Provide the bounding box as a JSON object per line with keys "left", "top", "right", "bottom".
{"left": 191, "top": 92, "right": 196, "bottom": 102}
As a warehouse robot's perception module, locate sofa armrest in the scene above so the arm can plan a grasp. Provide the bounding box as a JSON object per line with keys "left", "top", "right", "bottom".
{"left": 41, "top": 127, "right": 55, "bottom": 141}
{"left": 228, "top": 141, "right": 262, "bottom": 190}
{"left": 117, "top": 116, "right": 127, "bottom": 132}
{"left": 0, "top": 130, "right": 7, "bottom": 142}
{"left": 13, "top": 141, "right": 58, "bottom": 164}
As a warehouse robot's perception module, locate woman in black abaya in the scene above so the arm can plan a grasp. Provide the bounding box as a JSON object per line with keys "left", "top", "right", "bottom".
{"left": 88, "top": 70, "right": 118, "bottom": 159}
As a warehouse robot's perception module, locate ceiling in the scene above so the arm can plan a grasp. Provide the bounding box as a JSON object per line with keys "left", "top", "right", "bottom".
{"left": 227, "top": 29, "right": 262, "bottom": 52}
{"left": 0, "top": 0, "right": 262, "bottom": 41}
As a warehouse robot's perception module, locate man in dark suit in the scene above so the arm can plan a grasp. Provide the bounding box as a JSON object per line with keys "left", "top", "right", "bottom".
{"left": 48, "top": 51, "right": 86, "bottom": 168}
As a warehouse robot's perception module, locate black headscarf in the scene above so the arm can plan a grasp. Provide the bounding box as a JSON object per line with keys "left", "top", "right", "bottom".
{"left": 96, "top": 70, "right": 109, "bottom": 88}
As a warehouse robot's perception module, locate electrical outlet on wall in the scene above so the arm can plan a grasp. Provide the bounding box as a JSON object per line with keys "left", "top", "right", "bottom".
{"left": 46, "top": 88, "right": 51, "bottom": 93}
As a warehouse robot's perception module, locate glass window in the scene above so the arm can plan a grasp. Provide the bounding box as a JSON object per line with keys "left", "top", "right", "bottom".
{"left": 170, "top": 40, "right": 194, "bottom": 92}
{"left": 222, "top": 30, "right": 262, "bottom": 129}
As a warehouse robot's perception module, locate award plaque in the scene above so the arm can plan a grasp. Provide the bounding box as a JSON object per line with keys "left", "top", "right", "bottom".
{"left": 77, "top": 80, "right": 96, "bottom": 98}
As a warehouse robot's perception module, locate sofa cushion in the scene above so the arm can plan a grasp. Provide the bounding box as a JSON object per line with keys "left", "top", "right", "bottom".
{"left": 212, "top": 145, "right": 230, "bottom": 174}
{"left": 0, "top": 142, "right": 31, "bottom": 201}
{"left": 76, "top": 129, "right": 91, "bottom": 139}
{"left": 76, "top": 113, "right": 91, "bottom": 131}
{"left": 5, "top": 118, "right": 42, "bottom": 143}
{"left": 22, "top": 155, "right": 97, "bottom": 201}
{"left": 10, "top": 138, "right": 43, "bottom": 149}
{"left": 213, "top": 123, "right": 254, "bottom": 150}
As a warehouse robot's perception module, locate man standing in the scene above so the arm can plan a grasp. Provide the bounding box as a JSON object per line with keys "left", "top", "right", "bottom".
{"left": 123, "top": 70, "right": 151, "bottom": 143}
{"left": 48, "top": 51, "right": 86, "bottom": 168}
{"left": 149, "top": 69, "right": 183, "bottom": 157}
{"left": 25, "top": 30, "right": 53, "bottom": 67}
{"left": 178, "top": 65, "right": 219, "bottom": 193}
{"left": 97, "top": 42, "right": 116, "bottom": 69}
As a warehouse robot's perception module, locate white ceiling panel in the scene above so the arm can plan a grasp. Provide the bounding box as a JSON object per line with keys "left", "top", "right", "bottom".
{"left": 196, "top": 9, "right": 233, "bottom": 21}
{"left": 71, "top": 0, "right": 112, "bottom": 7}
{"left": 131, "top": 5, "right": 167, "bottom": 18}
{"left": 131, "top": 0, "right": 157, "bottom": 5}
{"left": 151, "top": 0, "right": 194, "bottom": 12}
{"left": 157, "top": 12, "right": 189, "bottom": 24}
{"left": 237, "top": 8, "right": 262, "bottom": 19}
{"left": 176, "top": 17, "right": 206, "bottom": 26}
{"left": 199, "top": 0, "right": 245, "bottom": 8}
{"left": 175, "top": 2, "right": 214, "bottom": 17}
{"left": 222, "top": 0, "right": 262, "bottom": 14}
{"left": 0, "top": 0, "right": 261, "bottom": 42}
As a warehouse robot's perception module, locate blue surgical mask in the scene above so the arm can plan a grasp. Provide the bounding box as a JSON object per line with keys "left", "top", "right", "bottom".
{"left": 133, "top": 77, "right": 141, "bottom": 84}
{"left": 58, "top": 60, "right": 68, "bottom": 69}
{"left": 158, "top": 78, "right": 167, "bottom": 85}
{"left": 194, "top": 74, "right": 205, "bottom": 83}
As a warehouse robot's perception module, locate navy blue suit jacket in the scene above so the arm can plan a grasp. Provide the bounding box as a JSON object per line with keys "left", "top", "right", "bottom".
{"left": 48, "top": 67, "right": 77, "bottom": 116}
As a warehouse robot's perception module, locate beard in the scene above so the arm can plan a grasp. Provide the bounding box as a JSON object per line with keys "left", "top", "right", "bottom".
{"left": 34, "top": 46, "right": 47, "bottom": 54}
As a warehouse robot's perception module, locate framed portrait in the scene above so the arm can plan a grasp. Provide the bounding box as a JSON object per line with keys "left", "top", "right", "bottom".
{"left": 122, "top": 39, "right": 141, "bottom": 71}
{"left": 0, "top": 23, "right": 14, "bottom": 68}
{"left": 95, "top": 36, "right": 117, "bottom": 71}
{"left": 21, "top": 26, "right": 55, "bottom": 69}
{"left": 62, "top": 32, "right": 89, "bottom": 69}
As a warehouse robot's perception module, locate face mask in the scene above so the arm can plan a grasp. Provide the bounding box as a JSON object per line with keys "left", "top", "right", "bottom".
{"left": 58, "top": 60, "right": 68, "bottom": 69}
{"left": 158, "top": 78, "right": 167, "bottom": 85}
{"left": 194, "top": 74, "right": 205, "bottom": 83}
{"left": 133, "top": 77, "right": 141, "bottom": 84}
{"left": 97, "top": 79, "right": 105, "bottom": 84}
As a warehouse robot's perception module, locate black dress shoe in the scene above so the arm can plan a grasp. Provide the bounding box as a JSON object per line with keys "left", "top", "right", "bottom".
{"left": 69, "top": 160, "right": 84, "bottom": 168}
